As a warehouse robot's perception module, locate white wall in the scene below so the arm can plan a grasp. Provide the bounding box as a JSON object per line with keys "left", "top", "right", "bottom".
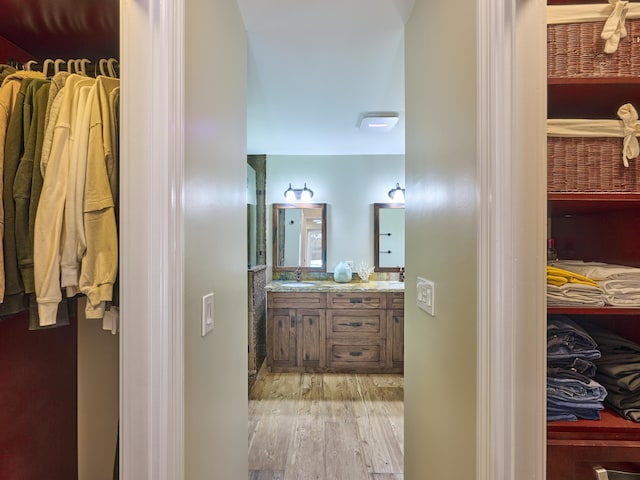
{"left": 404, "top": 1, "right": 478, "bottom": 478}
{"left": 184, "top": 0, "right": 248, "bottom": 478}
{"left": 266, "top": 154, "right": 404, "bottom": 271}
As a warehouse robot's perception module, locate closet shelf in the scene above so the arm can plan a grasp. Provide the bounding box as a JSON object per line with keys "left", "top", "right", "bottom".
{"left": 548, "top": 77, "right": 640, "bottom": 85}
{"left": 548, "top": 194, "right": 640, "bottom": 215}
{"left": 548, "top": 306, "right": 640, "bottom": 316}
{"left": 548, "top": 408, "right": 640, "bottom": 436}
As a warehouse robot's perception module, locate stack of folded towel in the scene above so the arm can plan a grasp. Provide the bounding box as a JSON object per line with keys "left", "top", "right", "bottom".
{"left": 582, "top": 322, "right": 640, "bottom": 422}
{"left": 546, "top": 265, "right": 604, "bottom": 307}
{"left": 547, "top": 315, "right": 607, "bottom": 421}
{"left": 552, "top": 261, "right": 640, "bottom": 307}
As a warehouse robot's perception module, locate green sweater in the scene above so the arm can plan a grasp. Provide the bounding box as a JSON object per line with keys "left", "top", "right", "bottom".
{"left": 14, "top": 78, "right": 49, "bottom": 294}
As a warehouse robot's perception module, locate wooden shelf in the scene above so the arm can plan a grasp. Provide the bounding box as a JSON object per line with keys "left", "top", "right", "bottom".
{"left": 548, "top": 408, "right": 640, "bottom": 437}
{"left": 548, "top": 83, "right": 640, "bottom": 118}
{"left": 548, "top": 307, "right": 640, "bottom": 316}
{"left": 548, "top": 78, "right": 640, "bottom": 86}
{"left": 548, "top": 194, "right": 640, "bottom": 216}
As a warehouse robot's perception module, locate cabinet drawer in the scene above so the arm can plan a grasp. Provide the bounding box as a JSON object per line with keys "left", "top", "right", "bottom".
{"left": 326, "top": 310, "right": 386, "bottom": 337}
{"left": 268, "top": 292, "right": 326, "bottom": 309}
{"left": 548, "top": 440, "right": 640, "bottom": 480}
{"left": 327, "top": 292, "right": 386, "bottom": 309}
{"left": 326, "top": 338, "right": 386, "bottom": 369}
{"left": 388, "top": 292, "right": 404, "bottom": 309}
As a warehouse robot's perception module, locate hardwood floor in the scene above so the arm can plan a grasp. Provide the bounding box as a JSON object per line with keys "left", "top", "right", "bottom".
{"left": 248, "top": 364, "right": 404, "bottom": 480}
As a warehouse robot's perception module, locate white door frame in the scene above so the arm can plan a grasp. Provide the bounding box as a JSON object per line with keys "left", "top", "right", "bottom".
{"left": 119, "top": 0, "right": 546, "bottom": 478}
{"left": 476, "top": 0, "right": 547, "bottom": 478}
{"left": 119, "top": 0, "right": 185, "bottom": 478}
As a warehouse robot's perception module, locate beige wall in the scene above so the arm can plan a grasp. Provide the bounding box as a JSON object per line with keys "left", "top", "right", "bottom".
{"left": 184, "top": 0, "right": 248, "bottom": 478}
{"left": 404, "top": 1, "right": 478, "bottom": 478}
{"left": 77, "top": 298, "right": 119, "bottom": 480}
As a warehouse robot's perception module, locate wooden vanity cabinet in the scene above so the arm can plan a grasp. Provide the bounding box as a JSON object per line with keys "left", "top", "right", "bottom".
{"left": 267, "top": 293, "right": 326, "bottom": 370}
{"left": 267, "top": 291, "right": 404, "bottom": 373}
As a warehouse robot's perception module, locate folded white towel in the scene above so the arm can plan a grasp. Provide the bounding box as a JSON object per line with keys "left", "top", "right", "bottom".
{"left": 601, "top": 279, "right": 640, "bottom": 294}
{"left": 604, "top": 295, "right": 640, "bottom": 307}
{"left": 551, "top": 260, "right": 640, "bottom": 281}
{"left": 547, "top": 283, "right": 605, "bottom": 307}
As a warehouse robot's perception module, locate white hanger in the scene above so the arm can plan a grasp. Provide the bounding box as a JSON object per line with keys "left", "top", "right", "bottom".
{"left": 42, "top": 59, "right": 54, "bottom": 77}
{"left": 79, "top": 58, "right": 91, "bottom": 76}
{"left": 24, "top": 60, "right": 38, "bottom": 71}
{"left": 107, "top": 58, "right": 119, "bottom": 78}
{"left": 54, "top": 58, "right": 65, "bottom": 75}
{"left": 98, "top": 58, "right": 108, "bottom": 77}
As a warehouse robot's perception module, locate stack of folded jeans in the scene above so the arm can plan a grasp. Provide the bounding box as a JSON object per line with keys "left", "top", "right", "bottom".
{"left": 547, "top": 315, "right": 607, "bottom": 421}
{"left": 582, "top": 322, "right": 640, "bottom": 422}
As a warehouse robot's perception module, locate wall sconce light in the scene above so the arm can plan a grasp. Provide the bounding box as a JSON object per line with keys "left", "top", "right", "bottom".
{"left": 284, "top": 183, "right": 314, "bottom": 202}
{"left": 388, "top": 183, "right": 405, "bottom": 203}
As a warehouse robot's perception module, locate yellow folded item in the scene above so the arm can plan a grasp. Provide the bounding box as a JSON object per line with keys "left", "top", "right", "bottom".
{"left": 546, "top": 274, "right": 568, "bottom": 287}
{"left": 546, "top": 265, "right": 599, "bottom": 288}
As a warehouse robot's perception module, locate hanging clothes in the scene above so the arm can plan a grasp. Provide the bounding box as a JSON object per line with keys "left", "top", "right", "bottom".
{"left": 1, "top": 72, "right": 46, "bottom": 316}
{"left": 0, "top": 61, "right": 119, "bottom": 330}
{"left": 80, "top": 75, "right": 119, "bottom": 320}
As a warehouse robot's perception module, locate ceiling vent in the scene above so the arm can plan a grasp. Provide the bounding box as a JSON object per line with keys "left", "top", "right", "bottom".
{"left": 357, "top": 112, "right": 400, "bottom": 132}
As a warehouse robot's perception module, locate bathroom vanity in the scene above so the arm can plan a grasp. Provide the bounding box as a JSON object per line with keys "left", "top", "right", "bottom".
{"left": 265, "top": 281, "right": 404, "bottom": 373}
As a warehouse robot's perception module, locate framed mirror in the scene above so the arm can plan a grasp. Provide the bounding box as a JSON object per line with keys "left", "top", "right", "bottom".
{"left": 374, "top": 203, "right": 405, "bottom": 271}
{"left": 272, "top": 203, "right": 327, "bottom": 271}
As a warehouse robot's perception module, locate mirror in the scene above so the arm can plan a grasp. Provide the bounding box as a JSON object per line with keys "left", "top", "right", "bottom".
{"left": 272, "top": 203, "right": 327, "bottom": 271}
{"left": 247, "top": 164, "right": 257, "bottom": 268}
{"left": 374, "top": 203, "right": 405, "bottom": 271}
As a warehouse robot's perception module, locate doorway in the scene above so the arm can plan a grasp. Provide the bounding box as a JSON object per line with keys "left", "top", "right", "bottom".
{"left": 241, "top": 2, "right": 409, "bottom": 477}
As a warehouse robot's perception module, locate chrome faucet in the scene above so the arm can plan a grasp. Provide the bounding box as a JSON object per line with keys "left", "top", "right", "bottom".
{"left": 399, "top": 267, "right": 405, "bottom": 282}
{"left": 296, "top": 266, "right": 302, "bottom": 282}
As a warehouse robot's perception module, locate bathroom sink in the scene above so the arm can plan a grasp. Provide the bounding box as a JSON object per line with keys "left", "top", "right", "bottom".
{"left": 280, "top": 281, "right": 317, "bottom": 287}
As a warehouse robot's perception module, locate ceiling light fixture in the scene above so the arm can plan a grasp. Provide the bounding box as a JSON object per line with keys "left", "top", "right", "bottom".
{"left": 358, "top": 112, "right": 400, "bottom": 132}
{"left": 388, "top": 183, "right": 405, "bottom": 203}
{"left": 284, "top": 183, "right": 314, "bottom": 202}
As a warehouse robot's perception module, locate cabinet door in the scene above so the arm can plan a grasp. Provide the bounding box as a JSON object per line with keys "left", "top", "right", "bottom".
{"left": 268, "top": 308, "right": 296, "bottom": 369}
{"left": 297, "top": 309, "right": 325, "bottom": 368}
{"left": 388, "top": 309, "right": 404, "bottom": 369}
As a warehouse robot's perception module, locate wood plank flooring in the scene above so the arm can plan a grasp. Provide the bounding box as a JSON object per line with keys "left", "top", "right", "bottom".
{"left": 248, "top": 364, "right": 404, "bottom": 480}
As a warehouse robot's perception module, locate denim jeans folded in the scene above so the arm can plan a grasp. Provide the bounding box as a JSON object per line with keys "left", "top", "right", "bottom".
{"left": 548, "top": 357, "right": 597, "bottom": 377}
{"left": 547, "top": 377, "right": 608, "bottom": 404}
{"left": 548, "top": 315, "right": 601, "bottom": 361}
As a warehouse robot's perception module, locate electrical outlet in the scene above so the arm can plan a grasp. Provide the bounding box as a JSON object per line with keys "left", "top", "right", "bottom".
{"left": 201, "top": 293, "right": 214, "bottom": 336}
{"left": 416, "top": 277, "right": 435, "bottom": 316}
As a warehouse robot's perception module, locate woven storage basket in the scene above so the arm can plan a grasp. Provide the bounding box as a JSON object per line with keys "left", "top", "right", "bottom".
{"left": 548, "top": 17, "right": 640, "bottom": 78}
{"left": 548, "top": 136, "right": 640, "bottom": 192}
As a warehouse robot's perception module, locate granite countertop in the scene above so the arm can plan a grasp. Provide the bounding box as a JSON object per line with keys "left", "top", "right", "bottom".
{"left": 265, "top": 280, "right": 405, "bottom": 293}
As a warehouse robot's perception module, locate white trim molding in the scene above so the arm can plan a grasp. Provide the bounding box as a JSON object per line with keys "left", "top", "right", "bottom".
{"left": 119, "top": 0, "right": 185, "bottom": 478}
{"left": 477, "top": 0, "right": 547, "bottom": 478}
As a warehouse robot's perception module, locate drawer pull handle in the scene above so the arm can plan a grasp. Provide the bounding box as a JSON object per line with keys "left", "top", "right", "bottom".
{"left": 350, "top": 298, "right": 363, "bottom": 304}
{"left": 291, "top": 316, "right": 295, "bottom": 328}
{"left": 349, "top": 322, "right": 363, "bottom": 327}
{"left": 349, "top": 351, "right": 363, "bottom": 357}
{"left": 594, "top": 467, "right": 640, "bottom": 479}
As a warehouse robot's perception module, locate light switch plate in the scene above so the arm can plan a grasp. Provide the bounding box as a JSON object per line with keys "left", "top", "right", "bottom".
{"left": 417, "top": 277, "right": 435, "bottom": 316}
{"left": 201, "top": 293, "right": 215, "bottom": 336}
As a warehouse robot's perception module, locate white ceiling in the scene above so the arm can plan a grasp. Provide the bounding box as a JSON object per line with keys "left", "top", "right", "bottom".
{"left": 237, "top": 0, "right": 414, "bottom": 156}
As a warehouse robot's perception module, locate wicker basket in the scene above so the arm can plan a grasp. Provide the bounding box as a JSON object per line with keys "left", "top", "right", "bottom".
{"left": 548, "top": 136, "right": 640, "bottom": 192}
{"left": 548, "top": 18, "right": 640, "bottom": 78}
